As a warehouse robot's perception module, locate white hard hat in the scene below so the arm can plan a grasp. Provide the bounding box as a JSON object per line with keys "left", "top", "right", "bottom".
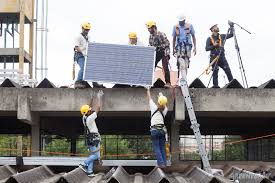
{"left": 178, "top": 14, "right": 186, "bottom": 21}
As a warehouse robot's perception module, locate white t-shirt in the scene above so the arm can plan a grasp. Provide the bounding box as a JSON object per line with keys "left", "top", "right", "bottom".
{"left": 83, "top": 112, "right": 98, "bottom": 133}
{"left": 75, "top": 33, "right": 90, "bottom": 54}
{"left": 149, "top": 99, "right": 168, "bottom": 126}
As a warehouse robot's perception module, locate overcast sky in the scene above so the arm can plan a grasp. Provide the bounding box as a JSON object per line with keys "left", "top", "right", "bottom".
{"left": 5, "top": 0, "right": 275, "bottom": 87}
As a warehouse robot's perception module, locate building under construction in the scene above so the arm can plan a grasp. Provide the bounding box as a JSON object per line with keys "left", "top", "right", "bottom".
{"left": 1, "top": 0, "right": 275, "bottom": 182}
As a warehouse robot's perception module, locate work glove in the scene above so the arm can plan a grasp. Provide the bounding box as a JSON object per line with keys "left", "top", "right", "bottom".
{"left": 158, "top": 92, "right": 164, "bottom": 97}
{"left": 144, "top": 86, "right": 151, "bottom": 90}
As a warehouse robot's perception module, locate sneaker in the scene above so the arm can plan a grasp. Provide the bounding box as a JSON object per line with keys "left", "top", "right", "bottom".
{"left": 79, "top": 164, "right": 88, "bottom": 172}
{"left": 87, "top": 172, "right": 95, "bottom": 177}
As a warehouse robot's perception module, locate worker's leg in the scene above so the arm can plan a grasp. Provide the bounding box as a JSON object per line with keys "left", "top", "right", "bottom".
{"left": 220, "top": 56, "right": 233, "bottom": 82}
{"left": 159, "top": 131, "right": 167, "bottom": 166}
{"left": 76, "top": 56, "right": 85, "bottom": 81}
{"left": 178, "top": 57, "right": 189, "bottom": 78}
{"left": 211, "top": 58, "right": 220, "bottom": 87}
{"left": 151, "top": 129, "right": 165, "bottom": 166}
{"left": 162, "top": 55, "right": 171, "bottom": 84}
{"left": 84, "top": 143, "right": 100, "bottom": 173}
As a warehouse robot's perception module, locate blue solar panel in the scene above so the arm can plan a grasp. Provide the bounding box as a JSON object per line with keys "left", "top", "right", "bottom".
{"left": 84, "top": 43, "right": 155, "bottom": 86}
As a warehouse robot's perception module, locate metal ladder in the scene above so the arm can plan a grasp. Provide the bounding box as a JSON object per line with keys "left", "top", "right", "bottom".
{"left": 178, "top": 57, "right": 212, "bottom": 174}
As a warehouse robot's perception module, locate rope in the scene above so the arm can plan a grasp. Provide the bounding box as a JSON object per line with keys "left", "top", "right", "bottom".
{"left": 1, "top": 133, "right": 274, "bottom": 158}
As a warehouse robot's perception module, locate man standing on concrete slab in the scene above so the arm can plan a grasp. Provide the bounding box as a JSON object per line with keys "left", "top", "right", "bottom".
{"left": 205, "top": 24, "right": 234, "bottom": 88}
{"left": 146, "top": 87, "right": 168, "bottom": 168}
{"left": 79, "top": 90, "right": 104, "bottom": 177}
{"left": 172, "top": 13, "right": 197, "bottom": 77}
{"left": 146, "top": 21, "right": 172, "bottom": 88}
{"left": 74, "top": 22, "right": 103, "bottom": 88}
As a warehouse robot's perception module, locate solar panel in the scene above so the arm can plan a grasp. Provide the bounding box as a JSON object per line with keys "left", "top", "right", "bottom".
{"left": 84, "top": 43, "right": 155, "bottom": 86}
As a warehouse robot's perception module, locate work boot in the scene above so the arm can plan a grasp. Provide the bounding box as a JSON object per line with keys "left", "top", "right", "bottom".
{"left": 74, "top": 81, "right": 85, "bottom": 89}
{"left": 93, "top": 82, "right": 105, "bottom": 88}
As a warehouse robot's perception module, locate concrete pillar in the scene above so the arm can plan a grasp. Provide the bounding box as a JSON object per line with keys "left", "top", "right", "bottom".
{"left": 70, "top": 138, "right": 77, "bottom": 156}
{"left": 170, "top": 120, "right": 180, "bottom": 163}
{"left": 31, "top": 122, "right": 40, "bottom": 156}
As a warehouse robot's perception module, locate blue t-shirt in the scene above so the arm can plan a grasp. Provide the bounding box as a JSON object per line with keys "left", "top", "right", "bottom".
{"left": 172, "top": 23, "right": 195, "bottom": 49}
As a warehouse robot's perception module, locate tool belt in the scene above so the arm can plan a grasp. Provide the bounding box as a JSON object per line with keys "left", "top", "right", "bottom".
{"left": 73, "top": 51, "right": 84, "bottom": 62}
{"left": 150, "top": 124, "right": 165, "bottom": 130}
{"left": 86, "top": 133, "right": 101, "bottom": 147}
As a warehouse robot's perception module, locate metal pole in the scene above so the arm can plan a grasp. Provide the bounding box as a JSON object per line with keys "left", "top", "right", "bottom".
{"left": 35, "top": 0, "right": 38, "bottom": 79}
{"left": 45, "top": 0, "right": 48, "bottom": 78}
{"left": 40, "top": 0, "right": 45, "bottom": 80}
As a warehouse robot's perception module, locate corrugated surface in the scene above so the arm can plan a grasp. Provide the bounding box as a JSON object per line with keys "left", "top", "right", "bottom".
{"left": 0, "top": 77, "right": 275, "bottom": 89}
{"left": 1, "top": 165, "right": 275, "bottom": 183}
{"left": 84, "top": 43, "right": 155, "bottom": 86}
{"left": 225, "top": 166, "right": 272, "bottom": 183}
{"left": 6, "top": 165, "right": 62, "bottom": 183}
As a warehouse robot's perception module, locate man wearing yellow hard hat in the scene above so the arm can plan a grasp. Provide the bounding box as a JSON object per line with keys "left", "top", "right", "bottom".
{"left": 128, "top": 32, "right": 144, "bottom": 46}
{"left": 146, "top": 87, "right": 168, "bottom": 168}
{"left": 79, "top": 90, "right": 104, "bottom": 177}
{"left": 74, "top": 22, "right": 91, "bottom": 84}
{"left": 146, "top": 21, "right": 172, "bottom": 88}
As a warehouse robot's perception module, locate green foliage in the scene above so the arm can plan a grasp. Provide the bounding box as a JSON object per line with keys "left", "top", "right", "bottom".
{"left": 0, "top": 135, "right": 30, "bottom": 156}
{"left": 42, "top": 136, "right": 70, "bottom": 156}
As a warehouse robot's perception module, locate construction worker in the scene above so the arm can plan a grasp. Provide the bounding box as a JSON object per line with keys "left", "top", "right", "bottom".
{"left": 205, "top": 24, "right": 234, "bottom": 88}
{"left": 172, "top": 14, "right": 196, "bottom": 77}
{"left": 79, "top": 90, "right": 104, "bottom": 177}
{"left": 128, "top": 32, "right": 144, "bottom": 46}
{"left": 146, "top": 21, "right": 171, "bottom": 88}
{"left": 146, "top": 87, "right": 168, "bottom": 168}
{"left": 74, "top": 22, "right": 103, "bottom": 88}
{"left": 74, "top": 22, "right": 91, "bottom": 82}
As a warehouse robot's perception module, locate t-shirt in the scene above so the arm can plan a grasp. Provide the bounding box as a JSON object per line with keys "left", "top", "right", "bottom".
{"left": 75, "top": 33, "right": 91, "bottom": 55}
{"left": 83, "top": 112, "right": 98, "bottom": 133}
{"left": 149, "top": 99, "right": 168, "bottom": 126}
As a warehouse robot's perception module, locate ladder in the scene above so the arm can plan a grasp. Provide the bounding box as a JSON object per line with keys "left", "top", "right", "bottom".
{"left": 178, "top": 54, "right": 212, "bottom": 174}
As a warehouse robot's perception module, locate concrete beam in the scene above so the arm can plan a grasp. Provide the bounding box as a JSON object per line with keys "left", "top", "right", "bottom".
{"left": 0, "top": 88, "right": 18, "bottom": 111}
{"left": 175, "top": 88, "right": 275, "bottom": 117}
{"left": 28, "top": 88, "right": 174, "bottom": 112}
{"left": 1, "top": 88, "right": 275, "bottom": 118}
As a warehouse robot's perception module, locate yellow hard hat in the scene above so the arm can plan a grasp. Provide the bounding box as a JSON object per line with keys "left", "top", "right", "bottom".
{"left": 80, "top": 104, "right": 91, "bottom": 116}
{"left": 146, "top": 21, "right": 156, "bottom": 29}
{"left": 158, "top": 96, "right": 168, "bottom": 106}
{"left": 128, "top": 32, "right": 137, "bottom": 39}
{"left": 82, "top": 22, "right": 91, "bottom": 30}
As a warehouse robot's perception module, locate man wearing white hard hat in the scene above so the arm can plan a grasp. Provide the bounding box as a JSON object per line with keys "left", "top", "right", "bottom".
{"left": 172, "top": 14, "right": 196, "bottom": 77}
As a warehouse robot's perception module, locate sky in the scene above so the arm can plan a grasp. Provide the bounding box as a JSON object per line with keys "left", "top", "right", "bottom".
{"left": 2, "top": 0, "right": 275, "bottom": 87}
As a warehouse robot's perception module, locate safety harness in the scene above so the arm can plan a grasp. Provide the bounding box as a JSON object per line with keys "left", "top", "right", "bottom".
{"left": 83, "top": 115, "right": 101, "bottom": 147}
{"left": 175, "top": 23, "right": 192, "bottom": 60}
{"left": 150, "top": 109, "right": 166, "bottom": 130}
{"left": 210, "top": 34, "right": 222, "bottom": 47}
